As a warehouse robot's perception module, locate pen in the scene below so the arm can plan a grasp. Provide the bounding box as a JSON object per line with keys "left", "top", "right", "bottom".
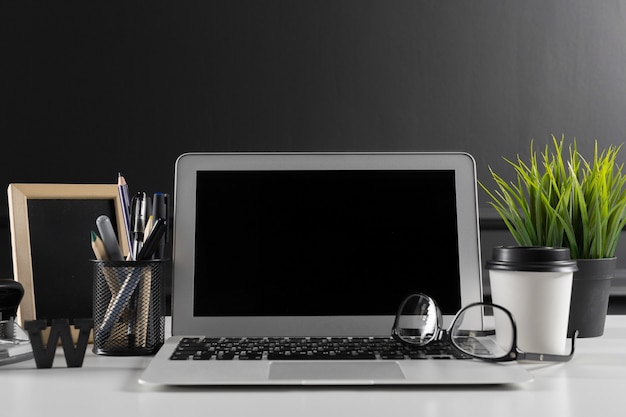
{"left": 126, "top": 191, "right": 147, "bottom": 346}
{"left": 130, "top": 192, "right": 148, "bottom": 261}
{"left": 95, "top": 215, "right": 124, "bottom": 261}
{"left": 151, "top": 192, "right": 168, "bottom": 259}
{"left": 136, "top": 218, "right": 167, "bottom": 260}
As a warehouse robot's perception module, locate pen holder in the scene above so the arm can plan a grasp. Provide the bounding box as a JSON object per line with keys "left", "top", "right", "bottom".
{"left": 92, "top": 259, "right": 166, "bottom": 355}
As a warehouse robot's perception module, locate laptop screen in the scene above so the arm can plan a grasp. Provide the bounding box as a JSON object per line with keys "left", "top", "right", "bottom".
{"left": 172, "top": 152, "right": 482, "bottom": 337}
{"left": 192, "top": 169, "right": 461, "bottom": 316}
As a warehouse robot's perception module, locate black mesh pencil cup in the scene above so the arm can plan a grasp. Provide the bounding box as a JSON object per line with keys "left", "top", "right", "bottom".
{"left": 92, "top": 260, "right": 165, "bottom": 355}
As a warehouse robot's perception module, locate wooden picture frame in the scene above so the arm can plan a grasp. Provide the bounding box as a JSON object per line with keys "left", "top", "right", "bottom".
{"left": 7, "top": 183, "right": 129, "bottom": 326}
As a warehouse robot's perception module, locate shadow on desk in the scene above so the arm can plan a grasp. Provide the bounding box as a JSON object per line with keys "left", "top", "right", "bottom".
{"left": 608, "top": 296, "right": 626, "bottom": 314}
{"left": 135, "top": 381, "right": 528, "bottom": 394}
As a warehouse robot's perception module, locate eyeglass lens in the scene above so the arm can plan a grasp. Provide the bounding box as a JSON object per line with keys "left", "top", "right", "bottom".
{"left": 450, "top": 304, "right": 515, "bottom": 360}
{"left": 394, "top": 294, "right": 441, "bottom": 345}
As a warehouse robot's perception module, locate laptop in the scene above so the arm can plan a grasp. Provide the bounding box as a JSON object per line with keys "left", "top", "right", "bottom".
{"left": 139, "top": 152, "right": 532, "bottom": 385}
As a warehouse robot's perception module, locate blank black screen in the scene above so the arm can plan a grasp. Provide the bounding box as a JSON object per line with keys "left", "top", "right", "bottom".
{"left": 193, "top": 170, "right": 460, "bottom": 316}
{"left": 28, "top": 199, "right": 119, "bottom": 323}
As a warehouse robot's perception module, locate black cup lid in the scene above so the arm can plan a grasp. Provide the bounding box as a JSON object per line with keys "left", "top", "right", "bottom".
{"left": 485, "top": 246, "right": 578, "bottom": 272}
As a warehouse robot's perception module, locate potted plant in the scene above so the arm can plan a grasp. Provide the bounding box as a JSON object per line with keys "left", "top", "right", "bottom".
{"left": 480, "top": 135, "right": 626, "bottom": 337}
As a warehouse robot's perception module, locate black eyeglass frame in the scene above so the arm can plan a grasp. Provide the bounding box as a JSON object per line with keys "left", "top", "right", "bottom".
{"left": 391, "top": 293, "right": 578, "bottom": 362}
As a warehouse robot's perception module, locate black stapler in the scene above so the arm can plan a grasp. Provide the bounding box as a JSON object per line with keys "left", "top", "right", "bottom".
{"left": 0, "top": 279, "right": 33, "bottom": 365}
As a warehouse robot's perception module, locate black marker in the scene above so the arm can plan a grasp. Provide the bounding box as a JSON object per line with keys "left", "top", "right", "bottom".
{"left": 151, "top": 192, "right": 168, "bottom": 259}
{"left": 136, "top": 218, "right": 167, "bottom": 260}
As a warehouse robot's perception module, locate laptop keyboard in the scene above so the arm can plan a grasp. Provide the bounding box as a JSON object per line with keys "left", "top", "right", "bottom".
{"left": 170, "top": 337, "right": 472, "bottom": 361}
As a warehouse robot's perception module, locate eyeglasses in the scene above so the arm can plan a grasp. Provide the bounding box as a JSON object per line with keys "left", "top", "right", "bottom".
{"left": 391, "top": 293, "right": 577, "bottom": 362}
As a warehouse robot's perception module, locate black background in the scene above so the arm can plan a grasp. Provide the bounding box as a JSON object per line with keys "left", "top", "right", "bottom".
{"left": 2, "top": 2, "right": 626, "bottom": 299}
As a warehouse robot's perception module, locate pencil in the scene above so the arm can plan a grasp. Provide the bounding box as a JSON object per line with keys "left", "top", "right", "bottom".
{"left": 143, "top": 215, "right": 154, "bottom": 241}
{"left": 118, "top": 173, "right": 133, "bottom": 259}
{"left": 92, "top": 230, "right": 121, "bottom": 314}
{"left": 91, "top": 230, "right": 108, "bottom": 261}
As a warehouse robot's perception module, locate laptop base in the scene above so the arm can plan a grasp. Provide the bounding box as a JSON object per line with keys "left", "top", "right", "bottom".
{"left": 139, "top": 336, "right": 533, "bottom": 386}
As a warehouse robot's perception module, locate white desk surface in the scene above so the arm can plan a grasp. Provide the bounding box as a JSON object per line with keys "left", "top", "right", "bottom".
{"left": 2, "top": 316, "right": 625, "bottom": 417}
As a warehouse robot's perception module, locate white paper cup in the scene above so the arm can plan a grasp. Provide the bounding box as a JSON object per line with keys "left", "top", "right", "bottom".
{"left": 486, "top": 246, "right": 577, "bottom": 356}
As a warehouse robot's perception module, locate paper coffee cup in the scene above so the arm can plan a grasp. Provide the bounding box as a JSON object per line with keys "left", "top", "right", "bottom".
{"left": 486, "top": 246, "right": 577, "bottom": 355}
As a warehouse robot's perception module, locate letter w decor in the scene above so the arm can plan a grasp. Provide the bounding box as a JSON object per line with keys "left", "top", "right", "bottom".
{"left": 24, "top": 319, "right": 93, "bottom": 368}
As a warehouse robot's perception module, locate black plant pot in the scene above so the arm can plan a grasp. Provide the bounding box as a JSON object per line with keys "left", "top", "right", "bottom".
{"left": 567, "top": 257, "right": 616, "bottom": 338}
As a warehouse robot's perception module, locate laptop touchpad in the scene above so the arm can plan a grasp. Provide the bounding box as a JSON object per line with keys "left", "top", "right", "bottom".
{"left": 269, "top": 362, "right": 405, "bottom": 381}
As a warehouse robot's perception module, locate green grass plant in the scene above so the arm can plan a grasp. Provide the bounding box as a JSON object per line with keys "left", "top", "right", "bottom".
{"left": 480, "top": 136, "right": 626, "bottom": 259}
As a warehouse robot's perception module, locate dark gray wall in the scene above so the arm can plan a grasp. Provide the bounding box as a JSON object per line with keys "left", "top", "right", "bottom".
{"left": 3, "top": 1, "right": 626, "bottom": 282}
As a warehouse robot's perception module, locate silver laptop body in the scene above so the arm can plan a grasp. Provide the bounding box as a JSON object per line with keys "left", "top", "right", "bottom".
{"left": 139, "top": 152, "right": 532, "bottom": 385}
